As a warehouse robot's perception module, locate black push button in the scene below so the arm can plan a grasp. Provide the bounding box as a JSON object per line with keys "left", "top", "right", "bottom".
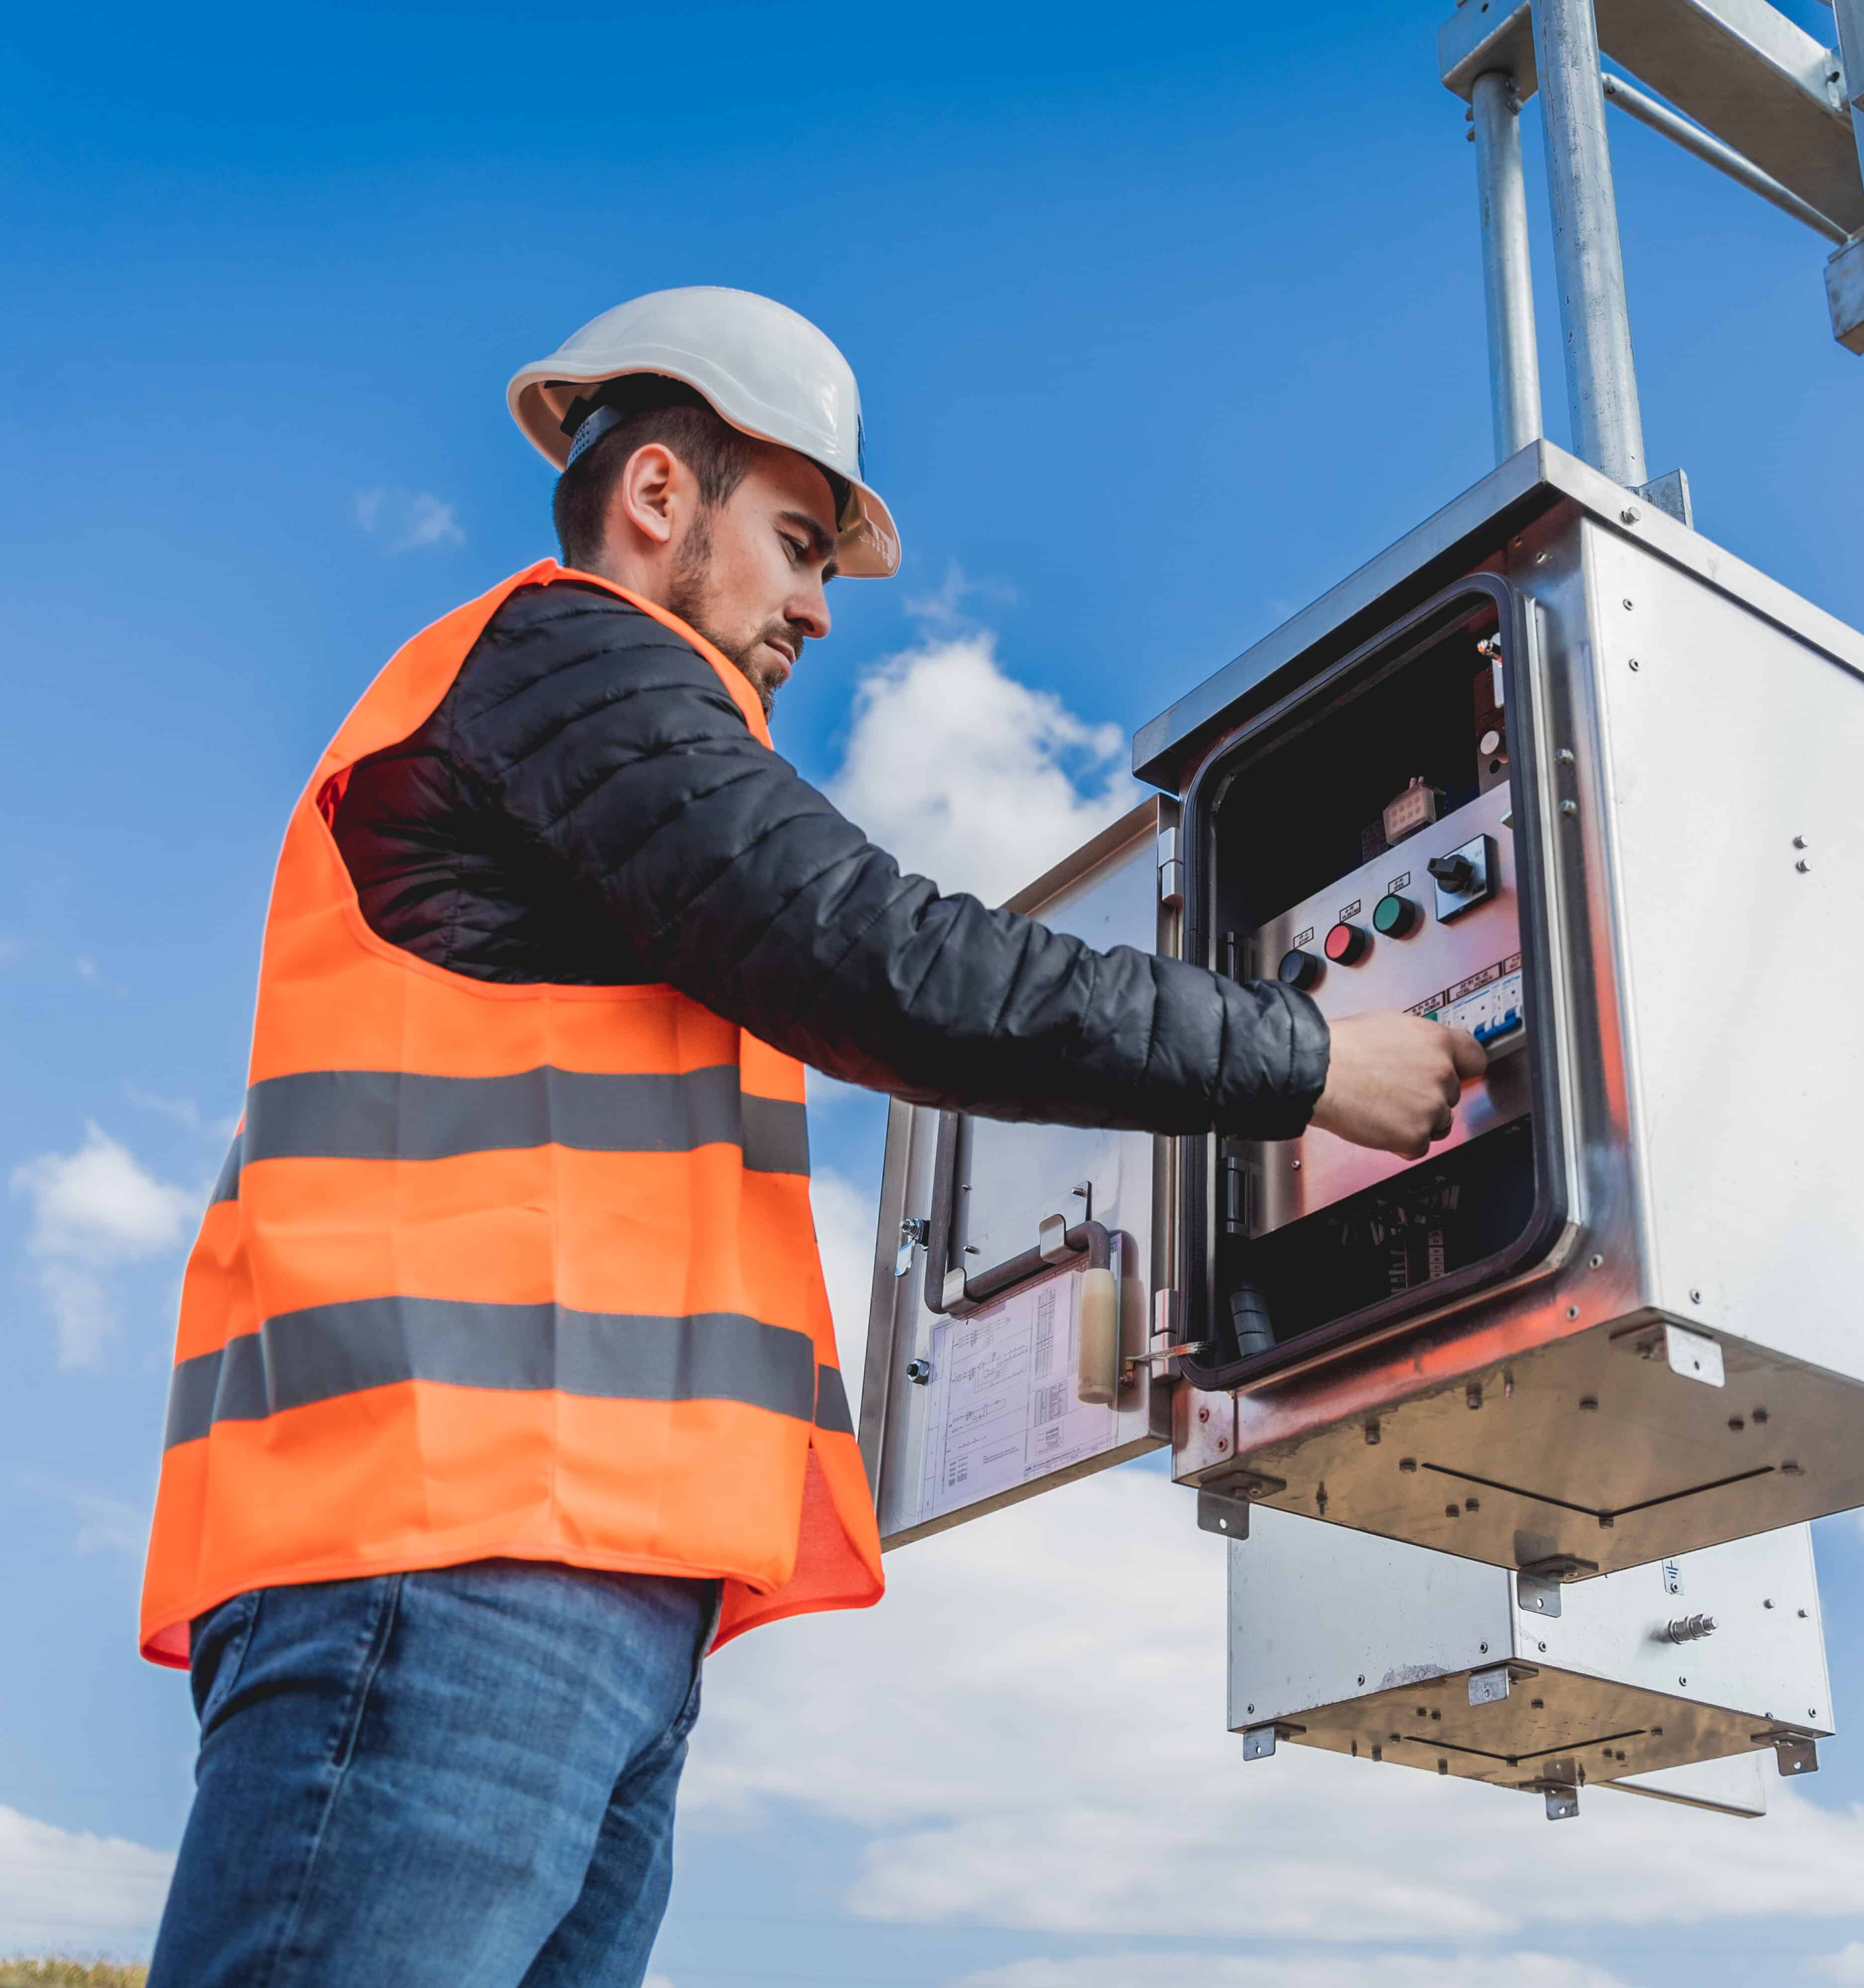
{"left": 1278, "top": 948, "right": 1323, "bottom": 991}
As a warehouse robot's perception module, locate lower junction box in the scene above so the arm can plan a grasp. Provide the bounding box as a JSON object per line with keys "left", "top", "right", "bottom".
{"left": 1228, "top": 1505, "right": 1831, "bottom": 1818}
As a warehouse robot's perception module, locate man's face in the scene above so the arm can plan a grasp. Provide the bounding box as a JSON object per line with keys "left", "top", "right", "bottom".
{"left": 666, "top": 446, "right": 838, "bottom": 715}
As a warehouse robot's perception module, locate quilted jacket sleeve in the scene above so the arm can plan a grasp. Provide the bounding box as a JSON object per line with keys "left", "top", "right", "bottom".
{"left": 449, "top": 584, "right": 1330, "bottom": 1138}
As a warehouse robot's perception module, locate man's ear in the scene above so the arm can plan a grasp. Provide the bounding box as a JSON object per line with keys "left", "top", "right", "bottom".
{"left": 613, "top": 442, "right": 679, "bottom": 549}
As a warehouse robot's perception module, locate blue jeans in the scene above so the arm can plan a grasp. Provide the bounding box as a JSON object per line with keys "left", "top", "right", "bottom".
{"left": 148, "top": 1560, "right": 719, "bottom": 1988}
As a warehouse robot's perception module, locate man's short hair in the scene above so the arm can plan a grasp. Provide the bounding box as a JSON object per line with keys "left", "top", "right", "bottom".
{"left": 551, "top": 378, "right": 760, "bottom": 570}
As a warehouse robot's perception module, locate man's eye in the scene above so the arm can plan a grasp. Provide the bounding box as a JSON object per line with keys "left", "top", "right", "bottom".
{"left": 782, "top": 534, "right": 807, "bottom": 563}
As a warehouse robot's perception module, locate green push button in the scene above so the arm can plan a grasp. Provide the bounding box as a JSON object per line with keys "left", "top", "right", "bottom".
{"left": 1374, "top": 892, "right": 1420, "bottom": 938}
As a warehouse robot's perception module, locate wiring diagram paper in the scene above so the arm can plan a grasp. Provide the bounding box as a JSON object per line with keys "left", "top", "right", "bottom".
{"left": 917, "top": 1267, "right": 1120, "bottom": 1526}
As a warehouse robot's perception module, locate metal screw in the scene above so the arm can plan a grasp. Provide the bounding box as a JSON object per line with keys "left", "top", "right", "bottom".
{"left": 1246, "top": 1703, "right": 1254, "bottom": 1714}
{"left": 1627, "top": 657, "right": 1640, "bottom": 672}
{"left": 1620, "top": 505, "right": 1641, "bottom": 524}
{"left": 1560, "top": 799, "right": 1578, "bottom": 815}
{"left": 1567, "top": 1305, "right": 1580, "bottom": 1320}
{"left": 1399, "top": 1457, "right": 1418, "bottom": 1473}
{"left": 1793, "top": 835, "right": 1808, "bottom": 849}
{"left": 1689, "top": 1289, "right": 1702, "bottom": 1304}
{"left": 1590, "top": 1253, "right": 1604, "bottom": 1270}
{"left": 1446, "top": 1503, "right": 1460, "bottom": 1518}
{"left": 1680, "top": 1677, "right": 1687, "bottom": 1686}
{"left": 1797, "top": 858, "right": 1812, "bottom": 873}
{"left": 1466, "top": 1497, "right": 1481, "bottom": 1513}
{"left": 1764, "top": 1598, "right": 1774, "bottom": 1609}
{"left": 1622, "top": 598, "right": 1634, "bottom": 609}
{"left": 1480, "top": 1642, "right": 1489, "bottom": 1654}
{"left": 1291, "top": 1157, "right": 1302, "bottom": 1170}
{"left": 1217, "top": 1437, "right": 1229, "bottom": 1451}
{"left": 1556, "top": 747, "right": 1576, "bottom": 764}
{"left": 1535, "top": 551, "right": 1550, "bottom": 565}
{"left": 1753, "top": 1408, "right": 1770, "bottom": 1425}
{"left": 1198, "top": 1406, "right": 1209, "bottom": 1423}
{"left": 1365, "top": 1421, "right": 1381, "bottom": 1445}
{"left": 1531, "top": 1697, "right": 1545, "bottom": 1708}
{"left": 1729, "top": 1417, "right": 1745, "bottom": 1431}
{"left": 1467, "top": 1383, "right": 1483, "bottom": 1411}
{"left": 1782, "top": 1460, "right": 1803, "bottom": 1476}
{"left": 1799, "top": 1609, "right": 1808, "bottom": 1619}
{"left": 1580, "top": 1396, "right": 1599, "bottom": 1411}
{"left": 1537, "top": 1644, "right": 1546, "bottom": 1655}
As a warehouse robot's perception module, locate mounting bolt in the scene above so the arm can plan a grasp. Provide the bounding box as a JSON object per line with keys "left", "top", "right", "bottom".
{"left": 1466, "top": 1383, "right": 1483, "bottom": 1411}
{"left": 1620, "top": 505, "right": 1641, "bottom": 524}
{"left": 1580, "top": 1396, "right": 1599, "bottom": 1412}
{"left": 1796, "top": 858, "right": 1812, "bottom": 873}
{"left": 1793, "top": 835, "right": 1808, "bottom": 849}
{"left": 1561, "top": 799, "right": 1579, "bottom": 815}
{"left": 1627, "top": 658, "right": 1640, "bottom": 672}
{"left": 1689, "top": 1289, "right": 1702, "bottom": 1304}
{"left": 1364, "top": 1421, "right": 1381, "bottom": 1446}
{"left": 1589, "top": 1253, "right": 1604, "bottom": 1269}
{"left": 1782, "top": 1460, "right": 1803, "bottom": 1476}
{"left": 1399, "top": 1457, "right": 1418, "bottom": 1473}
{"left": 1198, "top": 1406, "right": 1209, "bottom": 1423}
{"left": 905, "top": 1358, "right": 933, "bottom": 1385}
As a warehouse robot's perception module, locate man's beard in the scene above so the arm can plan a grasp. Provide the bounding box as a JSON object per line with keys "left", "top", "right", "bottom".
{"left": 665, "top": 516, "right": 790, "bottom": 717}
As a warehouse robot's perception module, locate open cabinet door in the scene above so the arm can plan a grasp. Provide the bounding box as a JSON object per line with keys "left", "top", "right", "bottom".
{"left": 857, "top": 800, "right": 1181, "bottom": 1548}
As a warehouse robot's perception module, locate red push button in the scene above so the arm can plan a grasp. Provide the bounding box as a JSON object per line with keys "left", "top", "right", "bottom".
{"left": 1325, "top": 921, "right": 1370, "bottom": 965}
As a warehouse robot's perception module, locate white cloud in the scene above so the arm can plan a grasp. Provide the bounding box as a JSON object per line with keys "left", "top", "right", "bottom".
{"left": 1809, "top": 1947, "right": 1864, "bottom": 1984}
{"left": 957, "top": 1956, "right": 1633, "bottom": 1988}
{"left": 825, "top": 631, "right": 1138, "bottom": 906}
{"left": 812, "top": 1167, "right": 880, "bottom": 1406}
{"left": 0, "top": 1805, "right": 172, "bottom": 1957}
{"left": 21, "top": 1475, "right": 150, "bottom": 1558}
{"left": 688, "top": 1461, "right": 1864, "bottom": 1954}
{"left": 10, "top": 1123, "right": 197, "bottom": 1367}
{"left": 355, "top": 486, "right": 465, "bottom": 552}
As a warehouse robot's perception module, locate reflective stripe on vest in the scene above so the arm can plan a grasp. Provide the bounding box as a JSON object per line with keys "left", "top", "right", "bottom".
{"left": 138, "top": 561, "right": 884, "bottom": 1668}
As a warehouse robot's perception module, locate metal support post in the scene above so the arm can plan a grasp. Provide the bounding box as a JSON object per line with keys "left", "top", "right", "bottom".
{"left": 1531, "top": 0, "right": 1647, "bottom": 486}
{"left": 1471, "top": 71, "right": 1544, "bottom": 461}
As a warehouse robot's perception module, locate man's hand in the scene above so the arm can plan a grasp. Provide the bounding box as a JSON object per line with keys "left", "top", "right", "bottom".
{"left": 1308, "top": 1012, "right": 1489, "bottom": 1158}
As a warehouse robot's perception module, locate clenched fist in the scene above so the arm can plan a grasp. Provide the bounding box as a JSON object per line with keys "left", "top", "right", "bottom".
{"left": 1308, "top": 1011, "right": 1489, "bottom": 1159}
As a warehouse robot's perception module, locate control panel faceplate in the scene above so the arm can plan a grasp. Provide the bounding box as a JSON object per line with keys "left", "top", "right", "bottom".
{"left": 1247, "top": 781, "right": 1526, "bottom": 1237}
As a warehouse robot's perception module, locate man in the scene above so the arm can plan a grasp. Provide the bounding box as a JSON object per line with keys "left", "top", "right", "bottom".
{"left": 143, "top": 287, "right": 1482, "bottom": 1987}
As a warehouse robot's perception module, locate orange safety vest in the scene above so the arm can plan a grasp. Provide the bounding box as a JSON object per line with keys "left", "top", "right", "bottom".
{"left": 139, "top": 560, "right": 884, "bottom": 1667}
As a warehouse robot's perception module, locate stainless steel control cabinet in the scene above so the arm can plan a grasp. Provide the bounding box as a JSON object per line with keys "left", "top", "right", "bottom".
{"left": 1228, "top": 1505, "right": 1830, "bottom": 1820}
{"left": 1154, "top": 440, "right": 1864, "bottom": 1579}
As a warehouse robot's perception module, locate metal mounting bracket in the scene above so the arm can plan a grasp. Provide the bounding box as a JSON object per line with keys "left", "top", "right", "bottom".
{"left": 1242, "top": 1720, "right": 1306, "bottom": 1761}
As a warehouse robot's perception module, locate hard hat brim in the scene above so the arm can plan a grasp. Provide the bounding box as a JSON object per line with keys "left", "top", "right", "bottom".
{"left": 507, "top": 360, "right": 900, "bottom": 580}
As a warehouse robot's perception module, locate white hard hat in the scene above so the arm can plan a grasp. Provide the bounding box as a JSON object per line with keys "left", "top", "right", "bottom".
{"left": 508, "top": 286, "right": 900, "bottom": 579}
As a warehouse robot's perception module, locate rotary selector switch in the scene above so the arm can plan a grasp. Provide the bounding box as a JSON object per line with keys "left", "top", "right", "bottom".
{"left": 1278, "top": 948, "right": 1323, "bottom": 991}
{"left": 1324, "top": 922, "right": 1370, "bottom": 966}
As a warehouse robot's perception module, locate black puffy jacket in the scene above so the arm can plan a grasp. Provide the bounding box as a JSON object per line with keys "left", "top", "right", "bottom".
{"left": 331, "top": 579, "right": 1329, "bottom": 1137}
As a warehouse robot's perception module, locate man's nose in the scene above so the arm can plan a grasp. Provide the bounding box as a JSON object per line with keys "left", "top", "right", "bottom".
{"left": 790, "top": 585, "right": 830, "bottom": 643}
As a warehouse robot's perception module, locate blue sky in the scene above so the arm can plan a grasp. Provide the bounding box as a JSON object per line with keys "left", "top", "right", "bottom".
{"left": 4, "top": 1, "right": 1864, "bottom": 1979}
